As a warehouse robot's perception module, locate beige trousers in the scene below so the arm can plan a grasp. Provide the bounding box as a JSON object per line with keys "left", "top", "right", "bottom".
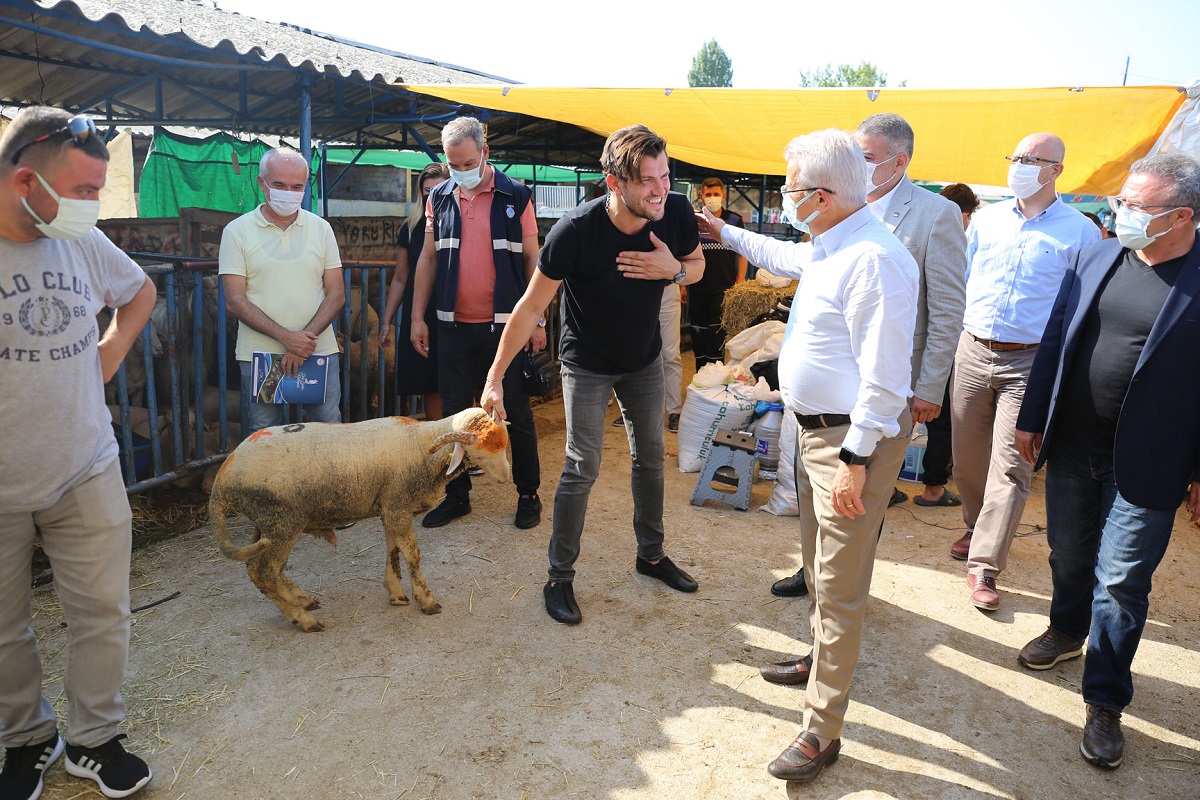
{"left": 795, "top": 411, "right": 910, "bottom": 740}
{"left": 950, "top": 331, "right": 1037, "bottom": 577}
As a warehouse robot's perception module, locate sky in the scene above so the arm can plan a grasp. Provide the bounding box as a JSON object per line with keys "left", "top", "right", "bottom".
{"left": 215, "top": 0, "right": 1200, "bottom": 90}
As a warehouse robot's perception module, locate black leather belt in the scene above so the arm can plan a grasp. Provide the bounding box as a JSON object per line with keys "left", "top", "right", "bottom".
{"left": 794, "top": 412, "right": 851, "bottom": 430}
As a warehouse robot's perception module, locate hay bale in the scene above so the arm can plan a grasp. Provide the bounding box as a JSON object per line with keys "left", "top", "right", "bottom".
{"left": 720, "top": 281, "right": 796, "bottom": 337}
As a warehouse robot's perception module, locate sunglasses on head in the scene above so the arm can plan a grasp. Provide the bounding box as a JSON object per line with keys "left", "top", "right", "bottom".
{"left": 10, "top": 115, "right": 98, "bottom": 166}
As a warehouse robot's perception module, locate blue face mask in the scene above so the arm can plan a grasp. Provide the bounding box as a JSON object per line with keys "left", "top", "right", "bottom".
{"left": 449, "top": 149, "right": 486, "bottom": 190}
{"left": 1114, "top": 205, "right": 1178, "bottom": 250}
{"left": 782, "top": 190, "right": 821, "bottom": 234}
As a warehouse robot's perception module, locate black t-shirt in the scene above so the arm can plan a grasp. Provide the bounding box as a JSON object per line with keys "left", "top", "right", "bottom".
{"left": 539, "top": 192, "right": 700, "bottom": 374}
{"left": 693, "top": 209, "right": 743, "bottom": 295}
{"left": 1055, "top": 248, "right": 1186, "bottom": 454}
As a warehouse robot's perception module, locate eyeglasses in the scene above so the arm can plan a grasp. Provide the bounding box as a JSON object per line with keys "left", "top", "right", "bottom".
{"left": 1107, "top": 196, "right": 1175, "bottom": 214}
{"left": 10, "top": 115, "right": 98, "bottom": 166}
{"left": 1004, "top": 155, "right": 1059, "bottom": 167}
{"left": 780, "top": 186, "right": 835, "bottom": 195}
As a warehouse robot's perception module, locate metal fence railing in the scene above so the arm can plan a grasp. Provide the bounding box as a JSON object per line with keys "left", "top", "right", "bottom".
{"left": 110, "top": 257, "right": 560, "bottom": 494}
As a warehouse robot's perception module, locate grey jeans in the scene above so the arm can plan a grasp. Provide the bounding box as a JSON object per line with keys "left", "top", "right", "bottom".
{"left": 549, "top": 358, "right": 667, "bottom": 582}
{"left": 0, "top": 459, "right": 132, "bottom": 748}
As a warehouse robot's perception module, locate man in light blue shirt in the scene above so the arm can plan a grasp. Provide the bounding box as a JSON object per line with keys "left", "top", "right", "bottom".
{"left": 950, "top": 132, "right": 1102, "bottom": 611}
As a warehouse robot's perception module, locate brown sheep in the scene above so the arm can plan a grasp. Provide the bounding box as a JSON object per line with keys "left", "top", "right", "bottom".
{"left": 208, "top": 408, "right": 510, "bottom": 631}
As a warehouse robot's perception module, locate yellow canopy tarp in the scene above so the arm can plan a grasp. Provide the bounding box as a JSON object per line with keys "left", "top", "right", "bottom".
{"left": 404, "top": 85, "right": 1188, "bottom": 196}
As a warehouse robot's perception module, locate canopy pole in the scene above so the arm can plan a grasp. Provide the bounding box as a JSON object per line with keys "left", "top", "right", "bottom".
{"left": 299, "top": 74, "right": 313, "bottom": 210}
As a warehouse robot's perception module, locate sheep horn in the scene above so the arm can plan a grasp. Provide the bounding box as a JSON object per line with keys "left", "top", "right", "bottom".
{"left": 447, "top": 443, "right": 465, "bottom": 476}
{"left": 429, "top": 431, "right": 476, "bottom": 476}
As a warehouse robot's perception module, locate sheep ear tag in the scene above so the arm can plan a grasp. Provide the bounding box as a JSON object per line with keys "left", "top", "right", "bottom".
{"left": 490, "top": 408, "right": 510, "bottom": 427}
{"left": 447, "top": 442, "right": 466, "bottom": 476}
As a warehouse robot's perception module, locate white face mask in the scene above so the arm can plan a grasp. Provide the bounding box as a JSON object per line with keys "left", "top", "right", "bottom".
{"left": 22, "top": 171, "right": 100, "bottom": 240}
{"left": 1114, "top": 205, "right": 1178, "bottom": 250}
{"left": 450, "top": 150, "right": 486, "bottom": 191}
{"left": 864, "top": 153, "right": 899, "bottom": 191}
{"left": 1007, "top": 162, "right": 1050, "bottom": 200}
{"left": 782, "top": 190, "right": 821, "bottom": 234}
{"left": 267, "top": 188, "right": 304, "bottom": 217}
{"left": 702, "top": 196, "right": 723, "bottom": 215}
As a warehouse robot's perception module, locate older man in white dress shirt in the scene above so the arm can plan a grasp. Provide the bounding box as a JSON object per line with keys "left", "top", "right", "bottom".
{"left": 699, "top": 129, "right": 918, "bottom": 784}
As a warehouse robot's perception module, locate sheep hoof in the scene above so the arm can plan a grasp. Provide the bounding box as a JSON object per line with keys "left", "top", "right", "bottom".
{"left": 389, "top": 596, "right": 410, "bottom": 606}
{"left": 299, "top": 616, "right": 325, "bottom": 632}
{"left": 304, "top": 598, "right": 321, "bottom": 610}
{"left": 419, "top": 602, "right": 442, "bottom": 615}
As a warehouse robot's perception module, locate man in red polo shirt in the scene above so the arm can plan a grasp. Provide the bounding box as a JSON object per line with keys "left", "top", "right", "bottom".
{"left": 410, "top": 117, "right": 545, "bottom": 530}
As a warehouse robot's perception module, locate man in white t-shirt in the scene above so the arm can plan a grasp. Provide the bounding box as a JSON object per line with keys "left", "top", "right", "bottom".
{"left": 0, "top": 106, "right": 156, "bottom": 799}
{"left": 218, "top": 147, "right": 344, "bottom": 433}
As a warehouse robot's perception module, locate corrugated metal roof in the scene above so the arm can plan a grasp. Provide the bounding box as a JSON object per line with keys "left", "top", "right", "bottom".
{"left": 0, "top": 0, "right": 610, "bottom": 163}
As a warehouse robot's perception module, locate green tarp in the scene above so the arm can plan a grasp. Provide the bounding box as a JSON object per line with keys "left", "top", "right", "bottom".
{"left": 140, "top": 129, "right": 272, "bottom": 217}
{"left": 140, "top": 129, "right": 602, "bottom": 217}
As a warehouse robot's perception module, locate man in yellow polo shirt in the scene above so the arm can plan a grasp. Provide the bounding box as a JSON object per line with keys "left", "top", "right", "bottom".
{"left": 219, "top": 147, "right": 345, "bottom": 433}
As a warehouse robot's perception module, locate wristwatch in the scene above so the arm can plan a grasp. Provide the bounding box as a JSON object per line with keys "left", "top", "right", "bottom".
{"left": 537, "top": 316, "right": 547, "bottom": 328}
{"left": 672, "top": 264, "right": 687, "bottom": 285}
{"left": 838, "top": 447, "right": 869, "bottom": 466}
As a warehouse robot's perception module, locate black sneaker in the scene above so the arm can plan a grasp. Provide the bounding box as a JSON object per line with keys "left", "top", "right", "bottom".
{"left": 64, "top": 734, "right": 151, "bottom": 798}
{"left": 1, "top": 730, "right": 63, "bottom": 800}
{"left": 667, "top": 413, "right": 680, "bottom": 433}
{"left": 515, "top": 494, "right": 542, "bottom": 529}
{"left": 422, "top": 497, "right": 471, "bottom": 528}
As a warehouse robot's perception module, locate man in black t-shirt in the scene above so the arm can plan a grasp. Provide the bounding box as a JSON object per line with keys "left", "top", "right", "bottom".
{"left": 480, "top": 125, "right": 704, "bottom": 624}
{"left": 1015, "top": 153, "right": 1200, "bottom": 771}
{"left": 691, "top": 177, "right": 747, "bottom": 367}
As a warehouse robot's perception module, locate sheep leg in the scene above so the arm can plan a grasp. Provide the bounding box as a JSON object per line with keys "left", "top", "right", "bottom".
{"left": 383, "top": 513, "right": 440, "bottom": 614}
{"left": 383, "top": 523, "right": 409, "bottom": 606}
{"left": 243, "top": 527, "right": 324, "bottom": 631}
{"left": 279, "top": 574, "right": 321, "bottom": 610}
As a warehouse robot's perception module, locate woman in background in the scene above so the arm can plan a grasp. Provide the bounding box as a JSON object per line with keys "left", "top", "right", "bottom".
{"left": 382, "top": 162, "right": 450, "bottom": 419}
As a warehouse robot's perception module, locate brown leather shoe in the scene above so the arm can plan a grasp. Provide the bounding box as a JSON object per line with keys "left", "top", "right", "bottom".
{"left": 1081, "top": 704, "right": 1124, "bottom": 768}
{"left": 967, "top": 573, "right": 1000, "bottom": 611}
{"left": 768, "top": 731, "right": 841, "bottom": 782}
{"left": 759, "top": 654, "right": 813, "bottom": 686}
{"left": 1019, "top": 626, "right": 1085, "bottom": 670}
{"left": 950, "top": 530, "right": 972, "bottom": 560}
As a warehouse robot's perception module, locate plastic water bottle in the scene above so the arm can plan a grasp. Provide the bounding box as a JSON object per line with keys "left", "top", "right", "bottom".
{"left": 753, "top": 402, "right": 785, "bottom": 472}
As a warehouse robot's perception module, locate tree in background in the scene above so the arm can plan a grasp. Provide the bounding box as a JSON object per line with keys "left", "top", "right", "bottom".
{"left": 799, "top": 61, "right": 905, "bottom": 87}
{"left": 688, "top": 39, "right": 733, "bottom": 88}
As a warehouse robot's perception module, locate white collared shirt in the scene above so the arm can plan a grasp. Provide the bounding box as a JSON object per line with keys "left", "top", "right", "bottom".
{"left": 867, "top": 180, "right": 902, "bottom": 223}
{"left": 725, "top": 206, "right": 918, "bottom": 455}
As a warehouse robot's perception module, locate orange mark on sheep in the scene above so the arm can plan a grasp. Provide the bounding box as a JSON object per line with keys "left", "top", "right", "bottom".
{"left": 215, "top": 452, "right": 236, "bottom": 478}
{"left": 464, "top": 414, "right": 508, "bottom": 454}
{"left": 390, "top": 416, "right": 419, "bottom": 424}
{"left": 247, "top": 429, "right": 273, "bottom": 442}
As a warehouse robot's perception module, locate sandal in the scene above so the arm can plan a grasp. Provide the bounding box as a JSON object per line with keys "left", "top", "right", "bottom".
{"left": 914, "top": 489, "right": 962, "bottom": 507}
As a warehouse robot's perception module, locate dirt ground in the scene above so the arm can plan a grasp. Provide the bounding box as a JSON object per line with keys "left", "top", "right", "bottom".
{"left": 27, "top": 385, "right": 1200, "bottom": 800}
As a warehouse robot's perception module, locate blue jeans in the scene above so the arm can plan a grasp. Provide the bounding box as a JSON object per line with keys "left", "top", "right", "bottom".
{"left": 1044, "top": 441, "right": 1177, "bottom": 709}
{"left": 549, "top": 358, "right": 666, "bottom": 582}
{"left": 239, "top": 355, "right": 342, "bottom": 434}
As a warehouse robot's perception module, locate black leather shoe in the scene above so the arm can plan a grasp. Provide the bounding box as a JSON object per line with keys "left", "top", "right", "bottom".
{"left": 1081, "top": 704, "right": 1124, "bottom": 768}
{"left": 635, "top": 555, "right": 698, "bottom": 593}
{"left": 515, "top": 494, "right": 542, "bottom": 529}
{"left": 760, "top": 654, "right": 813, "bottom": 686}
{"left": 422, "top": 497, "right": 470, "bottom": 528}
{"left": 771, "top": 569, "right": 809, "bottom": 597}
{"left": 543, "top": 580, "right": 582, "bottom": 625}
{"left": 768, "top": 731, "right": 841, "bottom": 782}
